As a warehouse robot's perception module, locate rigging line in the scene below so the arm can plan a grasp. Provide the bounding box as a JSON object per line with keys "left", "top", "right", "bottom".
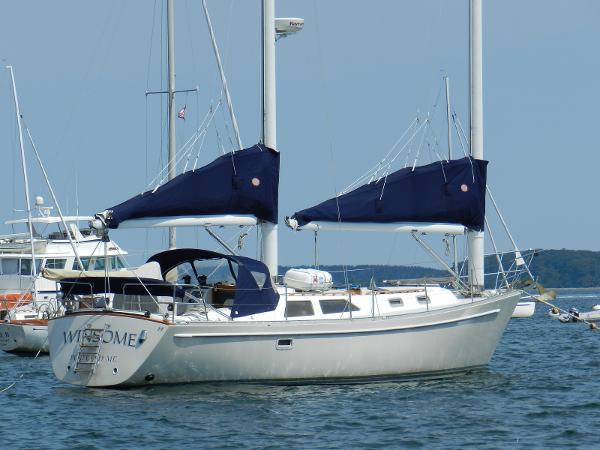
{"left": 0, "top": 340, "right": 46, "bottom": 394}
{"left": 24, "top": 125, "right": 85, "bottom": 270}
{"left": 411, "top": 118, "right": 430, "bottom": 171}
{"left": 148, "top": 101, "right": 222, "bottom": 189}
{"left": 452, "top": 113, "right": 469, "bottom": 157}
{"left": 192, "top": 126, "right": 210, "bottom": 170}
{"left": 386, "top": 118, "right": 430, "bottom": 167}
{"left": 485, "top": 217, "right": 510, "bottom": 288}
{"left": 182, "top": 130, "right": 207, "bottom": 173}
{"left": 203, "top": 0, "right": 243, "bottom": 150}
{"left": 312, "top": 0, "right": 349, "bottom": 290}
{"left": 108, "top": 243, "right": 161, "bottom": 307}
{"left": 53, "top": 0, "right": 122, "bottom": 163}
{"left": 487, "top": 186, "right": 535, "bottom": 280}
{"left": 215, "top": 127, "right": 226, "bottom": 155}
{"left": 184, "top": 0, "right": 202, "bottom": 83}
{"left": 455, "top": 115, "right": 470, "bottom": 151}
{"left": 343, "top": 118, "right": 427, "bottom": 195}
{"left": 146, "top": 0, "right": 159, "bottom": 92}
{"left": 159, "top": 0, "right": 165, "bottom": 177}
{"left": 422, "top": 123, "right": 446, "bottom": 165}
{"left": 453, "top": 115, "right": 476, "bottom": 182}
{"left": 345, "top": 117, "right": 420, "bottom": 191}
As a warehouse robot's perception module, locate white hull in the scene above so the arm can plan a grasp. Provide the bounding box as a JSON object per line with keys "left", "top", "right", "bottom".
{"left": 511, "top": 301, "right": 535, "bottom": 318}
{"left": 0, "top": 321, "right": 48, "bottom": 353}
{"left": 48, "top": 290, "right": 520, "bottom": 387}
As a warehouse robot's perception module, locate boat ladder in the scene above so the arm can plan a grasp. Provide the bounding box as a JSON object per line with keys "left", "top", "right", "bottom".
{"left": 73, "top": 325, "right": 108, "bottom": 374}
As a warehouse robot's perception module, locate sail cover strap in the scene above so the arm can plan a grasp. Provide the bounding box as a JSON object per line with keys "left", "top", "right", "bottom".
{"left": 291, "top": 157, "right": 488, "bottom": 231}
{"left": 104, "top": 144, "right": 280, "bottom": 229}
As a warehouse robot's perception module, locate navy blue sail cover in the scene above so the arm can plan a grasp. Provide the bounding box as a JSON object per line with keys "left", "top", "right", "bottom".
{"left": 105, "top": 144, "right": 279, "bottom": 228}
{"left": 292, "top": 157, "right": 488, "bottom": 231}
{"left": 148, "top": 248, "right": 279, "bottom": 318}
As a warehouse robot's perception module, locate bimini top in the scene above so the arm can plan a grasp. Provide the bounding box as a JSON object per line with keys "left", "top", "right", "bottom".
{"left": 101, "top": 144, "right": 280, "bottom": 229}
{"left": 148, "top": 248, "right": 279, "bottom": 318}
{"left": 290, "top": 157, "right": 488, "bottom": 232}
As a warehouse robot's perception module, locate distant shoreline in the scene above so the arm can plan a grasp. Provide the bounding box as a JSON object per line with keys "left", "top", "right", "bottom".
{"left": 552, "top": 287, "right": 600, "bottom": 291}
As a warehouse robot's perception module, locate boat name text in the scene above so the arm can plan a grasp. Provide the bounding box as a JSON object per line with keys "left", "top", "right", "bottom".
{"left": 63, "top": 328, "right": 141, "bottom": 347}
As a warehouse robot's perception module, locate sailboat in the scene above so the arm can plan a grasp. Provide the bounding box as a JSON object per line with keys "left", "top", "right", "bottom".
{"left": 45, "top": 0, "right": 520, "bottom": 387}
{"left": 0, "top": 66, "right": 130, "bottom": 354}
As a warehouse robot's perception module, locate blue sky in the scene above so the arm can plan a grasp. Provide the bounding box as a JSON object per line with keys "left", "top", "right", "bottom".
{"left": 0, "top": 1, "right": 598, "bottom": 268}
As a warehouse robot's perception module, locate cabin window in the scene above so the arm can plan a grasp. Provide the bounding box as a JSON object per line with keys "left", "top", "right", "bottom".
{"left": 191, "top": 259, "right": 237, "bottom": 286}
{"left": 319, "top": 299, "right": 360, "bottom": 314}
{"left": 286, "top": 301, "right": 314, "bottom": 317}
{"left": 1, "top": 259, "right": 19, "bottom": 275}
{"left": 112, "top": 256, "right": 126, "bottom": 270}
{"left": 250, "top": 271, "right": 267, "bottom": 290}
{"left": 389, "top": 298, "right": 404, "bottom": 307}
{"left": 20, "top": 259, "right": 31, "bottom": 275}
{"left": 73, "top": 257, "right": 91, "bottom": 270}
{"left": 45, "top": 258, "right": 66, "bottom": 270}
{"left": 94, "top": 257, "right": 108, "bottom": 271}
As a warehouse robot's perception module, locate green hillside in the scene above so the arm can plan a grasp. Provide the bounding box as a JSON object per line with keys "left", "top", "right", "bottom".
{"left": 528, "top": 249, "right": 600, "bottom": 288}
{"left": 280, "top": 250, "right": 600, "bottom": 288}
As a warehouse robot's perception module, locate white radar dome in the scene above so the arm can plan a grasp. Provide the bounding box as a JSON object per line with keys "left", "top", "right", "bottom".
{"left": 275, "top": 18, "right": 304, "bottom": 37}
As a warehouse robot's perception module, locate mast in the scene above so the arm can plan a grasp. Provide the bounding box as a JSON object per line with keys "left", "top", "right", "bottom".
{"left": 468, "top": 0, "right": 485, "bottom": 292}
{"left": 6, "top": 66, "right": 38, "bottom": 290}
{"left": 261, "top": 0, "right": 278, "bottom": 279}
{"left": 167, "top": 0, "right": 177, "bottom": 249}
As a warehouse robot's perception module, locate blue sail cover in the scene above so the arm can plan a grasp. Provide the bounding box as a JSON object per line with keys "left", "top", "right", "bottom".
{"left": 292, "top": 157, "right": 488, "bottom": 231}
{"left": 148, "top": 248, "right": 279, "bottom": 318}
{"left": 105, "top": 144, "right": 279, "bottom": 228}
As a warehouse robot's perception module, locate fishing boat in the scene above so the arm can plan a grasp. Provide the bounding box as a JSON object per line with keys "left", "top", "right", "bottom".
{"left": 46, "top": 0, "right": 520, "bottom": 387}
{"left": 0, "top": 67, "right": 129, "bottom": 354}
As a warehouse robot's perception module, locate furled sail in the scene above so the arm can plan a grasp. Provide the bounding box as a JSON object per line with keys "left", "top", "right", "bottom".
{"left": 100, "top": 144, "right": 279, "bottom": 229}
{"left": 290, "top": 157, "right": 487, "bottom": 231}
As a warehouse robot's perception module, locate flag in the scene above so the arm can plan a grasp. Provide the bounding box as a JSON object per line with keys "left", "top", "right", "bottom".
{"left": 177, "top": 105, "right": 186, "bottom": 120}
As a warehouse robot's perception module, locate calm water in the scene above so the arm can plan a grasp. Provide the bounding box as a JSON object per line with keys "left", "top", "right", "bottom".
{"left": 2, "top": 289, "right": 600, "bottom": 450}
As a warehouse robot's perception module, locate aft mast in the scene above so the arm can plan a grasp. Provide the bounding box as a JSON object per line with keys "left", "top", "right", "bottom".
{"left": 261, "top": 0, "right": 278, "bottom": 280}
{"left": 468, "top": 0, "right": 485, "bottom": 292}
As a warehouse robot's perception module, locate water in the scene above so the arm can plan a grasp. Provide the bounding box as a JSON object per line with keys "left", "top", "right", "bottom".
{"left": 3, "top": 289, "right": 600, "bottom": 449}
